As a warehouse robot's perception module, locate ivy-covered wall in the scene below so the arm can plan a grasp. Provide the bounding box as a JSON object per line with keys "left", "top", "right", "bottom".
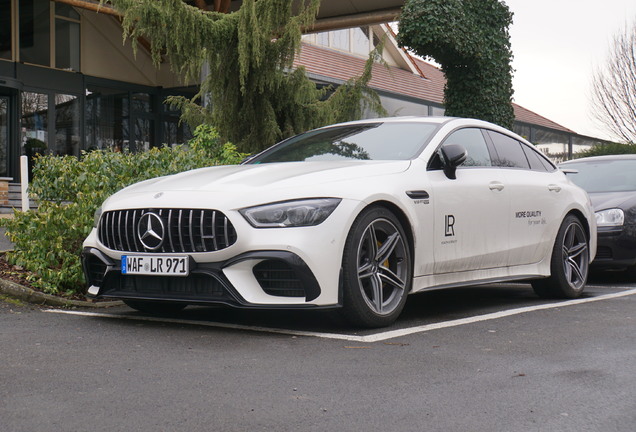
{"left": 398, "top": 0, "right": 515, "bottom": 129}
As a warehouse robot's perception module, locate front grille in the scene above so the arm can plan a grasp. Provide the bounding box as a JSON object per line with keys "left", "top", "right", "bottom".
{"left": 98, "top": 208, "right": 237, "bottom": 253}
{"left": 253, "top": 260, "right": 305, "bottom": 297}
{"left": 102, "top": 273, "right": 228, "bottom": 301}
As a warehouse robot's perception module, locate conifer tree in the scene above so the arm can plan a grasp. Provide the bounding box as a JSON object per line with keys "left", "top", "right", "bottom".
{"left": 106, "top": 0, "right": 384, "bottom": 153}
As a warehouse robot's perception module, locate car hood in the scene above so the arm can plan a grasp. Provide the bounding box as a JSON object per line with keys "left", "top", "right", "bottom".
{"left": 589, "top": 191, "right": 636, "bottom": 210}
{"left": 117, "top": 160, "right": 411, "bottom": 195}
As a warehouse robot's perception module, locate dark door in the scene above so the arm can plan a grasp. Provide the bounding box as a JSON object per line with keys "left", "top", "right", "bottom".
{"left": 0, "top": 94, "right": 9, "bottom": 178}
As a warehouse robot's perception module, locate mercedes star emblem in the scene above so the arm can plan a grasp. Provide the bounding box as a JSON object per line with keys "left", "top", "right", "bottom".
{"left": 137, "top": 212, "right": 165, "bottom": 250}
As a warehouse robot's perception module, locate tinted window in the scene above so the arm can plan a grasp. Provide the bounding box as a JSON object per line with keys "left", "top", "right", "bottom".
{"left": 488, "top": 131, "right": 530, "bottom": 169}
{"left": 443, "top": 128, "right": 492, "bottom": 167}
{"left": 522, "top": 144, "right": 553, "bottom": 172}
{"left": 249, "top": 122, "right": 439, "bottom": 163}
{"left": 561, "top": 159, "right": 636, "bottom": 193}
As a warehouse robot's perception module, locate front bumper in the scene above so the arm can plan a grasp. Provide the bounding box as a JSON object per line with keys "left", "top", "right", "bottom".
{"left": 592, "top": 224, "right": 636, "bottom": 270}
{"left": 82, "top": 247, "right": 339, "bottom": 309}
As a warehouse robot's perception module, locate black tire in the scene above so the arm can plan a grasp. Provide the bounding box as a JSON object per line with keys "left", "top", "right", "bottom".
{"left": 123, "top": 299, "right": 187, "bottom": 314}
{"left": 532, "top": 215, "right": 589, "bottom": 299}
{"left": 341, "top": 206, "right": 412, "bottom": 328}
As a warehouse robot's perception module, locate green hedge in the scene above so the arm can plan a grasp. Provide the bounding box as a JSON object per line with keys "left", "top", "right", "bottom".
{"left": 1, "top": 126, "right": 244, "bottom": 296}
{"left": 575, "top": 142, "right": 636, "bottom": 158}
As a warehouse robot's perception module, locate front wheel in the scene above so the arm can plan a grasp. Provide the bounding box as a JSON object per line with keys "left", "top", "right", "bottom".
{"left": 341, "top": 207, "right": 412, "bottom": 328}
{"left": 532, "top": 215, "right": 589, "bottom": 298}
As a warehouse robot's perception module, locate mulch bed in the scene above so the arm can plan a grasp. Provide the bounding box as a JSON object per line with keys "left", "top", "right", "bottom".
{"left": 0, "top": 254, "right": 36, "bottom": 289}
{"left": 0, "top": 254, "right": 87, "bottom": 301}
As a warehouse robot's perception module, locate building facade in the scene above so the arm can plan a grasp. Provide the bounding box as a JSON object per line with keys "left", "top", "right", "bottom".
{"left": 0, "top": 0, "right": 606, "bottom": 182}
{"left": 0, "top": 0, "right": 195, "bottom": 180}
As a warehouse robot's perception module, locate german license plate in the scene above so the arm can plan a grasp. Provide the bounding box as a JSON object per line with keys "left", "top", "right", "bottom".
{"left": 122, "top": 255, "right": 189, "bottom": 276}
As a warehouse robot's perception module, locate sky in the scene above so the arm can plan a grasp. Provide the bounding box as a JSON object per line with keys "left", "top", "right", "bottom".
{"left": 503, "top": 0, "right": 636, "bottom": 140}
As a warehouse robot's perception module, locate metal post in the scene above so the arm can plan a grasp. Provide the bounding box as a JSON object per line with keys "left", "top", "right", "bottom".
{"left": 20, "top": 155, "right": 29, "bottom": 211}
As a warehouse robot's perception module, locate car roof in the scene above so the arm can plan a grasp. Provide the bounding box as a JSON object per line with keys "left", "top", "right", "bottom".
{"left": 320, "top": 116, "right": 516, "bottom": 133}
{"left": 560, "top": 154, "right": 636, "bottom": 164}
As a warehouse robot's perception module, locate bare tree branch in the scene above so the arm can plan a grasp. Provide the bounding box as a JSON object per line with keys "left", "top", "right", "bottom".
{"left": 591, "top": 20, "right": 636, "bottom": 143}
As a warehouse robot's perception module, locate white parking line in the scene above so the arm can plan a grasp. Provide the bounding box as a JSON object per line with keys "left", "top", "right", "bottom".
{"left": 45, "top": 287, "right": 636, "bottom": 343}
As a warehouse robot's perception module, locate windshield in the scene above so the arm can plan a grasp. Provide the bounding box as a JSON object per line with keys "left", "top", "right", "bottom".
{"left": 248, "top": 122, "right": 440, "bottom": 163}
{"left": 563, "top": 159, "right": 636, "bottom": 193}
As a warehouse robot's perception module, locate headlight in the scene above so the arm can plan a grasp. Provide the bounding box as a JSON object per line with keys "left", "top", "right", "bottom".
{"left": 240, "top": 198, "right": 341, "bottom": 228}
{"left": 93, "top": 207, "right": 103, "bottom": 228}
{"left": 595, "top": 208, "right": 624, "bottom": 227}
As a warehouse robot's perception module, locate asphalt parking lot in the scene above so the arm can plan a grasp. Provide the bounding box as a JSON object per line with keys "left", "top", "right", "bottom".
{"left": 2, "top": 274, "right": 636, "bottom": 432}
{"left": 44, "top": 280, "right": 636, "bottom": 342}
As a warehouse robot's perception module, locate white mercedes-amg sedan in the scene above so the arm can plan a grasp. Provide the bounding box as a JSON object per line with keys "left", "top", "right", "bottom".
{"left": 82, "top": 117, "right": 596, "bottom": 327}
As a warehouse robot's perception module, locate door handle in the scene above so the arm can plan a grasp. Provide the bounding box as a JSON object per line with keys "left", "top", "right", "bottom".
{"left": 489, "top": 181, "right": 505, "bottom": 191}
{"left": 548, "top": 184, "right": 562, "bottom": 193}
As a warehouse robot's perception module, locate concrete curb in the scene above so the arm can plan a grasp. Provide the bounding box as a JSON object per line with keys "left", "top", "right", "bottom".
{"left": 0, "top": 278, "right": 123, "bottom": 308}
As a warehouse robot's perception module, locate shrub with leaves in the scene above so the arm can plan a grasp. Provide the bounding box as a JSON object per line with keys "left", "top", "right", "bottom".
{"left": 575, "top": 142, "right": 636, "bottom": 158}
{"left": 1, "top": 126, "right": 244, "bottom": 296}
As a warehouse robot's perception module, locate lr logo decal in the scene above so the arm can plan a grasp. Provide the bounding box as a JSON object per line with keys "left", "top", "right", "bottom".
{"left": 445, "top": 214, "right": 456, "bottom": 237}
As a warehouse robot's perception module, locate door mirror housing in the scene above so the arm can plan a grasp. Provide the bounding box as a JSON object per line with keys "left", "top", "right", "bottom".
{"left": 440, "top": 144, "right": 467, "bottom": 179}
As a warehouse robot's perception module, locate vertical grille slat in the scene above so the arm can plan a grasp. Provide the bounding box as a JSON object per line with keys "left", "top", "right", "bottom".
{"left": 124, "top": 211, "right": 131, "bottom": 252}
{"left": 199, "top": 210, "right": 206, "bottom": 252}
{"left": 178, "top": 210, "right": 185, "bottom": 252}
{"left": 117, "top": 212, "right": 123, "bottom": 250}
{"left": 110, "top": 211, "right": 116, "bottom": 249}
{"left": 188, "top": 210, "right": 194, "bottom": 252}
{"left": 98, "top": 208, "right": 237, "bottom": 253}
{"left": 132, "top": 210, "right": 141, "bottom": 252}
{"left": 167, "top": 210, "right": 175, "bottom": 252}
{"left": 211, "top": 211, "right": 218, "bottom": 251}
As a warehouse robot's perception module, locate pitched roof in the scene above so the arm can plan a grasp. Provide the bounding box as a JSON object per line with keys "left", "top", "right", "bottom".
{"left": 295, "top": 43, "right": 574, "bottom": 133}
{"left": 512, "top": 104, "right": 575, "bottom": 133}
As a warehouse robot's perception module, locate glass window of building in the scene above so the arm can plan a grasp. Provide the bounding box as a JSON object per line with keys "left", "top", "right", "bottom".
{"left": 54, "top": 94, "right": 79, "bottom": 156}
{"left": 55, "top": 3, "right": 80, "bottom": 71}
{"left": 303, "top": 27, "right": 379, "bottom": 57}
{"left": 332, "top": 29, "right": 350, "bottom": 51}
{"left": 0, "top": 0, "right": 12, "bottom": 60}
{"left": 533, "top": 128, "right": 569, "bottom": 162}
{"left": 431, "top": 106, "right": 445, "bottom": 116}
{"left": 316, "top": 32, "right": 329, "bottom": 47}
{"left": 352, "top": 27, "right": 371, "bottom": 56}
{"left": 134, "top": 118, "right": 154, "bottom": 152}
{"left": 55, "top": 3, "right": 79, "bottom": 19}
{"left": 162, "top": 94, "right": 193, "bottom": 147}
{"left": 21, "top": 92, "right": 49, "bottom": 156}
{"left": 85, "top": 85, "right": 130, "bottom": 152}
{"left": 19, "top": 0, "right": 50, "bottom": 66}
{"left": 132, "top": 93, "right": 154, "bottom": 113}
{"left": 0, "top": 96, "right": 8, "bottom": 176}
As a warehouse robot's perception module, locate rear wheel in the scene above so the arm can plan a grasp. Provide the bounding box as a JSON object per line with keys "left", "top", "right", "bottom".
{"left": 532, "top": 215, "right": 589, "bottom": 298}
{"left": 123, "top": 299, "right": 187, "bottom": 314}
{"left": 341, "top": 207, "right": 412, "bottom": 328}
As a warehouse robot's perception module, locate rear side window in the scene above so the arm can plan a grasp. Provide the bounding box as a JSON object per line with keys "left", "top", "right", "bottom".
{"left": 521, "top": 144, "right": 555, "bottom": 172}
{"left": 487, "top": 131, "right": 530, "bottom": 169}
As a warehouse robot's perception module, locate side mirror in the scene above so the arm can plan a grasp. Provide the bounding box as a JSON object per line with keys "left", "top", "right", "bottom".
{"left": 440, "top": 144, "right": 467, "bottom": 179}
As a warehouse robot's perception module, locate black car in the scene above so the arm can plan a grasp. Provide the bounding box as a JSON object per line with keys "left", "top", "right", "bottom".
{"left": 560, "top": 154, "right": 636, "bottom": 278}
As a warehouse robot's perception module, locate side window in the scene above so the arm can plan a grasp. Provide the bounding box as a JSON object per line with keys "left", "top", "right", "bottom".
{"left": 521, "top": 143, "right": 555, "bottom": 172}
{"left": 488, "top": 131, "right": 530, "bottom": 169}
{"left": 442, "top": 128, "right": 492, "bottom": 167}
